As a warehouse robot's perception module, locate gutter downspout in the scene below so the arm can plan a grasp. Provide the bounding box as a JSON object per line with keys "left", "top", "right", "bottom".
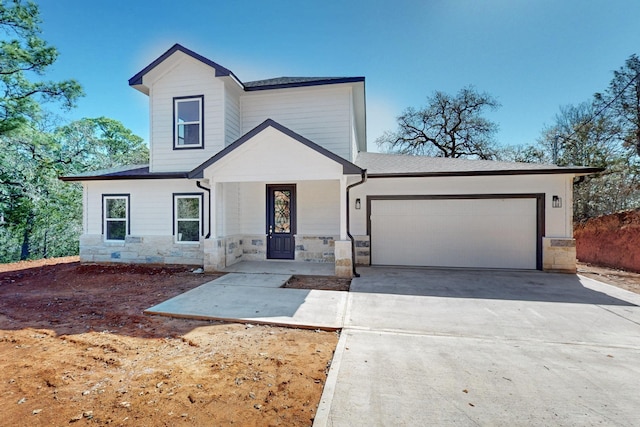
{"left": 196, "top": 181, "right": 212, "bottom": 238}
{"left": 346, "top": 169, "right": 367, "bottom": 277}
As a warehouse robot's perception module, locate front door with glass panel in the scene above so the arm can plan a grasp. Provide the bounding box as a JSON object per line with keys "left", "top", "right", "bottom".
{"left": 266, "top": 185, "right": 296, "bottom": 259}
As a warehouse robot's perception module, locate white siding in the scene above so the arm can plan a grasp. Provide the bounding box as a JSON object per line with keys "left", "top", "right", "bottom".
{"left": 224, "top": 86, "right": 241, "bottom": 146}
{"left": 238, "top": 182, "right": 264, "bottom": 234}
{"left": 84, "top": 179, "right": 205, "bottom": 236}
{"left": 202, "top": 126, "right": 344, "bottom": 183}
{"left": 349, "top": 174, "right": 572, "bottom": 238}
{"left": 297, "top": 181, "right": 340, "bottom": 235}
{"left": 240, "top": 85, "right": 352, "bottom": 160}
{"left": 222, "top": 182, "right": 240, "bottom": 235}
{"left": 216, "top": 181, "right": 340, "bottom": 236}
{"left": 150, "top": 57, "right": 225, "bottom": 172}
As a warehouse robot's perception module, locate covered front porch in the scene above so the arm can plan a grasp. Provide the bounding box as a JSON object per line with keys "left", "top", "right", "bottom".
{"left": 188, "top": 119, "right": 363, "bottom": 277}
{"left": 221, "top": 260, "right": 335, "bottom": 275}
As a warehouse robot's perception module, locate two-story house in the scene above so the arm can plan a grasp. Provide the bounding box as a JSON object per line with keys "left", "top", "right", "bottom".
{"left": 62, "top": 44, "right": 601, "bottom": 276}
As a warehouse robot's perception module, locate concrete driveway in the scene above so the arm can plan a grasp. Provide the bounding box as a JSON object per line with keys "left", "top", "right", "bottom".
{"left": 314, "top": 267, "right": 640, "bottom": 426}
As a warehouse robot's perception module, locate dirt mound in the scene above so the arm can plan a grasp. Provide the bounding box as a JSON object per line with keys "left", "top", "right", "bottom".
{"left": 574, "top": 209, "right": 640, "bottom": 273}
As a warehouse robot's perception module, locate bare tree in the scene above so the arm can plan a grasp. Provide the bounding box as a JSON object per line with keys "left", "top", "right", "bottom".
{"left": 376, "top": 86, "right": 500, "bottom": 159}
{"left": 595, "top": 54, "right": 640, "bottom": 154}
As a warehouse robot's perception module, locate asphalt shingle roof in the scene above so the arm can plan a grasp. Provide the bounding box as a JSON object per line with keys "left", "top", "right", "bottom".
{"left": 60, "top": 164, "right": 187, "bottom": 181}
{"left": 243, "top": 76, "right": 363, "bottom": 90}
{"left": 354, "top": 152, "right": 602, "bottom": 176}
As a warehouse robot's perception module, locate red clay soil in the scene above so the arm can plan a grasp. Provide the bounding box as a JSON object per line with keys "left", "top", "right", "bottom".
{"left": 574, "top": 209, "right": 640, "bottom": 273}
{"left": 0, "top": 257, "right": 339, "bottom": 426}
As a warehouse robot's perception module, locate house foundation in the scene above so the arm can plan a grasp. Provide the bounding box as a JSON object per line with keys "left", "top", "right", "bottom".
{"left": 542, "top": 237, "right": 577, "bottom": 273}
{"left": 79, "top": 234, "right": 204, "bottom": 266}
{"left": 202, "top": 234, "right": 347, "bottom": 274}
{"left": 334, "top": 240, "right": 353, "bottom": 277}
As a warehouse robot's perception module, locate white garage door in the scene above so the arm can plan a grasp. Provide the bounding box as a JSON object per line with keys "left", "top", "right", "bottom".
{"left": 370, "top": 198, "right": 538, "bottom": 269}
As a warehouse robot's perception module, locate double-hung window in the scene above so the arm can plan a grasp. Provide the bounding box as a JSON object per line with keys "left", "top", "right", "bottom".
{"left": 174, "top": 95, "right": 203, "bottom": 149}
{"left": 174, "top": 194, "right": 202, "bottom": 243}
{"left": 103, "top": 195, "right": 129, "bottom": 241}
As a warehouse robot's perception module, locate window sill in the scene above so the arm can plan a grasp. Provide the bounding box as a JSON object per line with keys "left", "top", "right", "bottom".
{"left": 173, "top": 145, "right": 204, "bottom": 150}
{"left": 104, "top": 239, "right": 126, "bottom": 245}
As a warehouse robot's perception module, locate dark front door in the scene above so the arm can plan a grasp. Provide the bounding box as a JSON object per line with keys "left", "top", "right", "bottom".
{"left": 266, "top": 184, "right": 296, "bottom": 259}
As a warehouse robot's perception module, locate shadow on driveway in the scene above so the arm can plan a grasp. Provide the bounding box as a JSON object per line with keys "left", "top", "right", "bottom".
{"left": 351, "top": 267, "right": 637, "bottom": 306}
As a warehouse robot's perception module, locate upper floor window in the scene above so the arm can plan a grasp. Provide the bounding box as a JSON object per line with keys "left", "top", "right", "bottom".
{"left": 174, "top": 95, "right": 204, "bottom": 149}
{"left": 103, "top": 194, "right": 129, "bottom": 241}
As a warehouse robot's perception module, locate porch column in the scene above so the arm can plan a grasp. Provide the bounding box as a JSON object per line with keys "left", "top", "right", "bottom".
{"left": 339, "top": 176, "right": 347, "bottom": 240}
{"left": 335, "top": 176, "right": 352, "bottom": 277}
{"left": 203, "top": 180, "right": 226, "bottom": 272}
{"left": 210, "top": 180, "right": 217, "bottom": 239}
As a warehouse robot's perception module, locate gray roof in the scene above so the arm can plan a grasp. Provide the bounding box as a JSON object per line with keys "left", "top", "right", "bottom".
{"left": 355, "top": 152, "right": 603, "bottom": 176}
{"left": 60, "top": 152, "right": 603, "bottom": 182}
{"left": 242, "top": 77, "right": 361, "bottom": 89}
{"left": 243, "top": 76, "right": 364, "bottom": 91}
{"left": 60, "top": 164, "right": 188, "bottom": 181}
{"left": 129, "top": 44, "right": 364, "bottom": 94}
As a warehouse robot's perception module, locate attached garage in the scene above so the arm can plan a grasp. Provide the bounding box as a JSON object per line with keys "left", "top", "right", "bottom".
{"left": 368, "top": 194, "right": 544, "bottom": 270}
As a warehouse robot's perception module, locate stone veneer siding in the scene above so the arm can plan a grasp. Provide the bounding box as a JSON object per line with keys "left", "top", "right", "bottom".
{"left": 295, "top": 235, "right": 337, "bottom": 263}
{"left": 353, "top": 235, "right": 370, "bottom": 265}
{"left": 542, "top": 237, "right": 577, "bottom": 273}
{"left": 81, "top": 233, "right": 354, "bottom": 273}
{"left": 241, "top": 235, "right": 267, "bottom": 261}
{"left": 79, "top": 234, "right": 204, "bottom": 265}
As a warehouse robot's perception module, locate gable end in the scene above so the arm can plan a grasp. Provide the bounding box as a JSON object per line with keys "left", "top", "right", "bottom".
{"left": 188, "top": 119, "right": 362, "bottom": 178}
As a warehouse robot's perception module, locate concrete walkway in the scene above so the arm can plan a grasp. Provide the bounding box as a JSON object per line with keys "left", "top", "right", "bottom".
{"left": 145, "top": 272, "right": 347, "bottom": 330}
{"left": 314, "top": 267, "right": 640, "bottom": 426}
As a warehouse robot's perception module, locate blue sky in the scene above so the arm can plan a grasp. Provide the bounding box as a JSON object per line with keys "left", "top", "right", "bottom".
{"left": 38, "top": 0, "right": 640, "bottom": 151}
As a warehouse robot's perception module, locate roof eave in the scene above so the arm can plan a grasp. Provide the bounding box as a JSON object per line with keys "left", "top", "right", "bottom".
{"left": 244, "top": 77, "right": 365, "bottom": 92}
{"left": 59, "top": 172, "right": 189, "bottom": 182}
{"left": 365, "top": 167, "right": 605, "bottom": 178}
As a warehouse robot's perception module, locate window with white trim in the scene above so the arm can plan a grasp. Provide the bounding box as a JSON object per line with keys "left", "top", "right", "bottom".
{"left": 174, "top": 194, "right": 202, "bottom": 243}
{"left": 103, "top": 195, "right": 129, "bottom": 241}
{"left": 174, "top": 96, "right": 203, "bottom": 148}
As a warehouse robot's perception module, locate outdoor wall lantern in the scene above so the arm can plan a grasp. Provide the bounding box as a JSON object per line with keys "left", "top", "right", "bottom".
{"left": 552, "top": 195, "right": 562, "bottom": 208}
{"left": 355, "top": 198, "right": 361, "bottom": 210}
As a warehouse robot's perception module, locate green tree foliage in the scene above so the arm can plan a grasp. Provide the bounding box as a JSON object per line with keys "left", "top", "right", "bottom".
{"left": 376, "top": 86, "right": 500, "bottom": 159}
{"left": 0, "top": 1, "right": 146, "bottom": 262}
{"left": 502, "top": 54, "right": 640, "bottom": 221}
{"left": 0, "top": 118, "right": 148, "bottom": 262}
{"left": 539, "top": 103, "right": 639, "bottom": 220}
{"left": 55, "top": 117, "right": 148, "bottom": 173}
{"left": 0, "top": 0, "right": 83, "bottom": 134}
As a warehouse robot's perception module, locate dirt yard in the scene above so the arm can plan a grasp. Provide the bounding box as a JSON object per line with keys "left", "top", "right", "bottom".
{"left": 0, "top": 257, "right": 342, "bottom": 426}
{"left": 578, "top": 262, "right": 640, "bottom": 295}
{"left": 574, "top": 209, "right": 640, "bottom": 273}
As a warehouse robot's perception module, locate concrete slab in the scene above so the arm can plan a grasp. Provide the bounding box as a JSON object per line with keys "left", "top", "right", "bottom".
{"left": 145, "top": 280, "right": 347, "bottom": 330}
{"left": 317, "top": 330, "right": 640, "bottom": 426}
{"left": 315, "top": 267, "right": 640, "bottom": 427}
{"left": 211, "top": 273, "right": 291, "bottom": 288}
{"left": 222, "top": 260, "right": 335, "bottom": 276}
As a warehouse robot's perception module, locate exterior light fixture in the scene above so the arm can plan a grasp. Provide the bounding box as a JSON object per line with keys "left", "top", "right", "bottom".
{"left": 355, "top": 198, "right": 361, "bottom": 210}
{"left": 552, "top": 195, "right": 562, "bottom": 208}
